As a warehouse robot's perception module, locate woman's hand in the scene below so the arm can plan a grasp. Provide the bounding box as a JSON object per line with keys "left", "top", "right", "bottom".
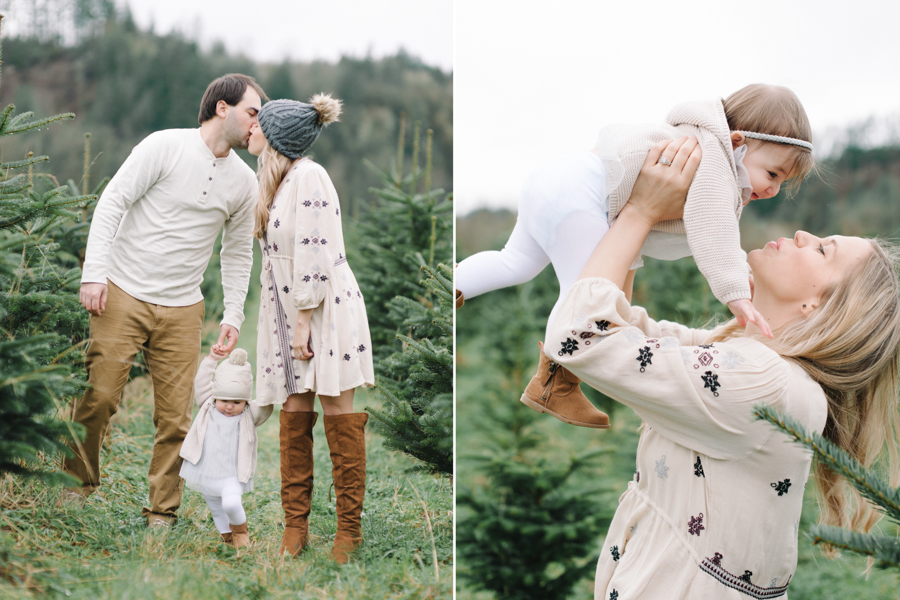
{"left": 625, "top": 136, "right": 701, "bottom": 226}
{"left": 577, "top": 137, "right": 701, "bottom": 288}
{"left": 292, "top": 309, "right": 314, "bottom": 360}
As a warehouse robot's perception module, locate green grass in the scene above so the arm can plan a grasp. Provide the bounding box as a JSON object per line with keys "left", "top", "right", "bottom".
{"left": 0, "top": 377, "right": 452, "bottom": 599}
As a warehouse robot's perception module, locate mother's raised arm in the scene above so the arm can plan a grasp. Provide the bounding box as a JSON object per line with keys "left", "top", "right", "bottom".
{"left": 578, "top": 137, "right": 701, "bottom": 289}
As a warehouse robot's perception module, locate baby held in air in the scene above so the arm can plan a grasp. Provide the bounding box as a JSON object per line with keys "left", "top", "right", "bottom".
{"left": 455, "top": 83, "right": 815, "bottom": 428}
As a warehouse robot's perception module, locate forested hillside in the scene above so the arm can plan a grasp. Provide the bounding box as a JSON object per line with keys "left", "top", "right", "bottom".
{"left": 0, "top": 10, "right": 452, "bottom": 217}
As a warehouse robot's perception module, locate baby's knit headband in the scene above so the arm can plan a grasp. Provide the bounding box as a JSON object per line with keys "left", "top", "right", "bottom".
{"left": 735, "top": 131, "right": 813, "bottom": 151}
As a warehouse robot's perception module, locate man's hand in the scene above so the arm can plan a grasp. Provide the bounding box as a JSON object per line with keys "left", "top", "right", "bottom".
{"left": 80, "top": 283, "right": 108, "bottom": 316}
{"left": 217, "top": 324, "right": 240, "bottom": 353}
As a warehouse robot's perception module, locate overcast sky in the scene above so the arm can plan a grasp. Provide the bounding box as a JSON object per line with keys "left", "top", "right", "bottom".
{"left": 124, "top": 0, "right": 453, "bottom": 70}
{"left": 455, "top": 0, "right": 900, "bottom": 214}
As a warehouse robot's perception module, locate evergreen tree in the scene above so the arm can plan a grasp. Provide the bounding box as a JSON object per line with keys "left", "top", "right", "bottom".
{"left": 0, "top": 14, "right": 94, "bottom": 481}
{"left": 353, "top": 118, "right": 452, "bottom": 360}
{"left": 755, "top": 405, "right": 900, "bottom": 570}
{"left": 457, "top": 402, "right": 610, "bottom": 600}
{"left": 355, "top": 117, "right": 453, "bottom": 475}
{"left": 455, "top": 267, "right": 619, "bottom": 599}
{"left": 366, "top": 263, "right": 453, "bottom": 475}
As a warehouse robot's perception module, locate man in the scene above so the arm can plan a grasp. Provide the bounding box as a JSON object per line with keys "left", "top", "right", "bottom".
{"left": 64, "top": 74, "right": 266, "bottom": 527}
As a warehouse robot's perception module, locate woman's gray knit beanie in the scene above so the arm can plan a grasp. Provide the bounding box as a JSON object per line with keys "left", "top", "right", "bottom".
{"left": 258, "top": 93, "right": 342, "bottom": 159}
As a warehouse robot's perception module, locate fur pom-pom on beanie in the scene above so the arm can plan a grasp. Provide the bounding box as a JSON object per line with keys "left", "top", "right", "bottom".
{"left": 213, "top": 348, "right": 253, "bottom": 401}
{"left": 258, "top": 94, "right": 343, "bottom": 159}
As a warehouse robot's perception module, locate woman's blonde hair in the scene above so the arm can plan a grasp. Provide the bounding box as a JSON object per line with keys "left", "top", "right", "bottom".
{"left": 722, "top": 83, "right": 816, "bottom": 194}
{"left": 709, "top": 239, "right": 900, "bottom": 548}
{"left": 253, "top": 142, "right": 294, "bottom": 239}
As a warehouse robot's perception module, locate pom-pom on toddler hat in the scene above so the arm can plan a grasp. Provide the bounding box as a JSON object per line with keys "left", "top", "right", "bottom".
{"left": 258, "top": 93, "right": 343, "bottom": 159}
{"left": 213, "top": 349, "right": 252, "bottom": 401}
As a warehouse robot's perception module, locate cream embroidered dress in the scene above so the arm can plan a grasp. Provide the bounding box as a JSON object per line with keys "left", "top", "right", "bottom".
{"left": 547, "top": 278, "right": 828, "bottom": 600}
{"left": 256, "top": 158, "right": 375, "bottom": 403}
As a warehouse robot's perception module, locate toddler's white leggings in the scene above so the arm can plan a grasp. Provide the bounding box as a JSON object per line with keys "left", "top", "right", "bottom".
{"left": 203, "top": 478, "right": 246, "bottom": 534}
{"left": 456, "top": 151, "right": 610, "bottom": 341}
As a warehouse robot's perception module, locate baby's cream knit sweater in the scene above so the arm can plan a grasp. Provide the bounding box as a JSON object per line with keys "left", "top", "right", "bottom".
{"left": 598, "top": 100, "right": 749, "bottom": 305}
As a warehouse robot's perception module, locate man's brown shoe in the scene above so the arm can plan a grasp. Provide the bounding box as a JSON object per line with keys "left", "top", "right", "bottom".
{"left": 519, "top": 342, "right": 610, "bottom": 428}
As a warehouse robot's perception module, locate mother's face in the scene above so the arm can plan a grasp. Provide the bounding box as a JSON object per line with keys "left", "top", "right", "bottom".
{"left": 248, "top": 122, "right": 266, "bottom": 156}
{"left": 748, "top": 231, "right": 872, "bottom": 308}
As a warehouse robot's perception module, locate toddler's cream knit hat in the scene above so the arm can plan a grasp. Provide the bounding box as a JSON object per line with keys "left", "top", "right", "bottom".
{"left": 213, "top": 349, "right": 252, "bottom": 401}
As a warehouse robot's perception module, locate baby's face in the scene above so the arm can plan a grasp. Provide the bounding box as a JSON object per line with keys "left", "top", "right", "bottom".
{"left": 740, "top": 141, "right": 797, "bottom": 204}
{"left": 215, "top": 399, "right": 246, "bottom": 417}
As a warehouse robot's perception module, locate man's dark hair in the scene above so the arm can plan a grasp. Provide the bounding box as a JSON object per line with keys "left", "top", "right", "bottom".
{"left": 198, "top": 74, "right": 268, "bottom": 124}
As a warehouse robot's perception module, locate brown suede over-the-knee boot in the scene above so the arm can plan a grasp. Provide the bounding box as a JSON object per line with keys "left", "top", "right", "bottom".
{"left": 279, "top": 410, "right": 318, "bottom": 556}
{"left": 520, "top": 342, "right": 610, "bottom": 428}
{"left": 323, "top": 412, "right": 368, "bottom": 564}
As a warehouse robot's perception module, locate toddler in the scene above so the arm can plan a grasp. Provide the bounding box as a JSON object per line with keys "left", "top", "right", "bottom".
{"left": 179, "top": 347, "right": 273, "bottom": 548}
{"left": 455, "top": 83, "right": 814, "bottom": 428}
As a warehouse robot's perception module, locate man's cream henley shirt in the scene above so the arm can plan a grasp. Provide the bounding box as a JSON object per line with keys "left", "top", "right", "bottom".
{"left": 81, "top": 129, "right": 257, "bottom": 330}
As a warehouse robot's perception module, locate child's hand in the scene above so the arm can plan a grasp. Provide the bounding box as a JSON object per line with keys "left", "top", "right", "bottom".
{"left": 209, "top": 344, "right": 229, "bottom": 360}
{"left": 727, "top": 298, "right": 773, "bottom": 338}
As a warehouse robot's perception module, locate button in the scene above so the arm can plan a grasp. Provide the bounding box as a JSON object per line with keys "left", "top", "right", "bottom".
{"left": 203, "top": 191, "right": 207, "bottom": 195}
{"left": 209, "top": 177, "right": 212, "bottom": 181}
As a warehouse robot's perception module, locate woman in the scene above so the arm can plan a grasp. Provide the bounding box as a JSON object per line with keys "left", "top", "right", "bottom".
{"left": 247, "top": 95, "right": 375, "bottom": 563}
{"left": 546, "top": 138, "right": 900, "bottom": 599}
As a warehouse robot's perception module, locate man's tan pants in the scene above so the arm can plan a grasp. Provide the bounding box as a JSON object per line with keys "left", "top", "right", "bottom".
{"left": 64, "top": 281, "right": 204, "bottom": 521}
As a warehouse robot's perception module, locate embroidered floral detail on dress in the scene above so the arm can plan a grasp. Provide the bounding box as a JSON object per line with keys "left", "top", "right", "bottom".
{"left": 273, "top": 243, "right": 279, "bottom": 252}
{"left": 322, "top": 200, "right": 328, "bottom": 207}
{"left": 358, "top": 344, "right": 366, "bottom": 352}
{"left": 559, "top": 338, "right": 579, "bottom": 356}
{"left": 302, "top": 238, "right": 311, "bottom": 245}
{"left": 610, "top": 545, "right": 620, "bottom": 561}
{"left": 688, "top": 513, "right": 705, "bottom": 536}
{"left": 265, "top": 367, "right": 271, "bottom": 374}
{"left": 699, "top": 552, "right": 792, "bottom": 599}
{"left": 329, "top": 350, "right": 333, "bottom": 357}
{"left": 303, "top": 200, "right": 312, "bottom": 207}
{"left": 702, "top": 371, "right": 720, "bottom": 396}
{"left": 771, "top": 479, "right": 791, "bottom": 496}
{"left": 303, "top": 275, "right": 311, "bottom": 282}
{"left": 634, "top": 470, "right": 640, "bottom": 483}
{"left": 343, "top": 354, "right": 351, "bottom": 361}
{"left": 721, "top": 350, "right": 745, "bottom": 369}
{"left": 624, "top": 329, "right": 644, "bottom": 344}
{"left": 336, "top": 297, "right": 341, "bottom": 304}
{"left": 694, "top": 457, "right": 705, "bottom": 477}
{"left": 320, "top": 275, "right": 328, "bottom": 282}
{"left": 698, "top": 343, "right": 714, "bottom": 349}
{"left": 609, "top": 591, "right": 618, "bottom": 600}
{"left": 282, "top": 286, "right": 289, "bottom": 294}
{"left": 654, "top": 455, "right": 669, "bottom": 478}
{"left": 579, "top": 331, "right": 595, "bottom": 340}
{"left": 321, "top": 238, "right": 328, "bottom": 245}
{"left": 273, "top": 219, "right": 281, "bottom": 228}
{"left": 698, "top": 351, "right": 714, "bottom": 366}
{"left": 637, "top": 346, "right": 653, "bottom": 372}
{"left": 596, "top": 320, "right": 611, "bottom": 331}
{"left": 655, "top": 337, "right": 677, "bottom": 350}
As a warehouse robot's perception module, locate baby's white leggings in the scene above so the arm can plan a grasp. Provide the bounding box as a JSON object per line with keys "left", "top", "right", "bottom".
{"left": 455, "top": 151, "right": 610, "bottom": 341}
{"left": 203, "top": 479, "right": 246, "bottom": 534}
{"left": 456, "top": 212, "right": 608, "bottom": 341}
